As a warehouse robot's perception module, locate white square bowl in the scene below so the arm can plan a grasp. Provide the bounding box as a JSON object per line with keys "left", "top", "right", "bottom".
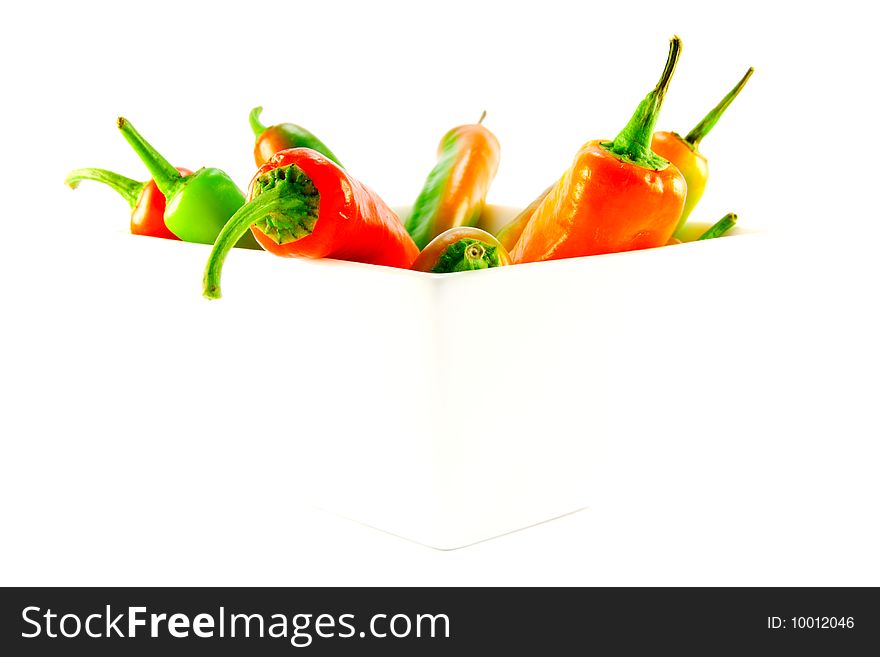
{"left": 68, "top": 207, "right": 768, "bottom": 550}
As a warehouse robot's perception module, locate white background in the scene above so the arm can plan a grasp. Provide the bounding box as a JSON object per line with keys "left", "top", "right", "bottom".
{"left": 1, "top": 0, "right": 878, "bottom": 585}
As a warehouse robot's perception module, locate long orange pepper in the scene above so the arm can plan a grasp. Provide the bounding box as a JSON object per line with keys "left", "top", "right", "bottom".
{"left": 203, "top": 148, "right": 418, "bottom": 299}
{"left": 512, "top": 37, "right": 686, "bottom": 264}
{"left": 405, "top": 112, "right": 500, "bottom": 249}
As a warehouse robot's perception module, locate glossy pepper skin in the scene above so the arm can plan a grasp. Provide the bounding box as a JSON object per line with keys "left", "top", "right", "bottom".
{"left": 117, "top": 117, "right": 259, "bottom": 249}
{"left": 203, "top": 148, "right": 419, "bottom": 299}
{"left": 250, "top": 106, "right": 341, "bottom": 168}
{"left": 411, "top": 227, "right": 512, "bottom": 273}
{"left": 652, "top": 67, "right": 753, "bottom": 236}
{"left": 512, "top": 38, "right": 686, "bottom": 264}
{"left": 494, "top": 185, "right": 552, "bottom": 252}
{"left": 405, "top": 112, "right": 501, "bottom": 250}
{"left": 650, "top": 131, "right": 707, "bottom": 229}
{"left": 65, "top": 167, "right": 191, "bottom": 239}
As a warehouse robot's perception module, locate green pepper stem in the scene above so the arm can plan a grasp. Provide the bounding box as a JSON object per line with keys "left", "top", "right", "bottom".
{"left": 65, "top": 168, "right": 145, "bottom": 208}
{"left": 697, "top": 213, "right": 738, "bottom": 240}
{"left": 202, "top": 165, "right": 321, "bottom": 299}
{"left": 685, "top": 67, "right": 754, "bottom": 148}
{"left": 202, "top": 164, "right": 321, "bottom": 299}
{"left": 606, "top": 36, "right": 682, "bottom": 169}
{"left": 116, "top": 117, "right": 183, "bottom": 198}
{"left": 249, "top": 106, "right": 268, "bottom": 138}
{"left": 202, "top": 198, "right": 269, "bottom": 299}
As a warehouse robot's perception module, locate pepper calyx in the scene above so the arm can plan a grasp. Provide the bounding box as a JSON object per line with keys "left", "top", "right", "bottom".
{"left": 251, "top": 165, "right": 321, "bottom": 245}
{"left": 203, "top": 164, "right": 320, "bottom": 299}
{"left": 431, "top": 238, "right": 499, "bottom": 273}
{"left": 600, "top": 140, "right": 671, "bottom": 170}
{"left": 603, "top": 36, "right": 682, "bottom": 171}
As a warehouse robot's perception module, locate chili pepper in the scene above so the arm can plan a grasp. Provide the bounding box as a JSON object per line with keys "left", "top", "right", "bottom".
{"left": 651, "top": 67, "right": 753, "bottom": 236}
{"left": 405, "top": 112, "right": 500, "bottom": 250}
{"left": 411, "top": 227, "right": 511, "bottom": 273}
{"left": 494, "top": 185, "right": 552, "bottom": 252}
{"left": 697, "top": 212, "right": 737, "bottom": 240}
{"left": 250, "top": 106, "right": 341, "bottom": 168}
{"left": 203, "top": 148, "right": 419, "bottom": 299}
{"left": 117, "top": 117, "right": 259, "bottom": 249}
{"left": 498, "top": 61, "right": 751, "bottom": 252}
{"left": 512, "top": 37, "right": 686, "bottom": 264}
{"left": 65, "top": 167, "right": 192, "bottom": 240}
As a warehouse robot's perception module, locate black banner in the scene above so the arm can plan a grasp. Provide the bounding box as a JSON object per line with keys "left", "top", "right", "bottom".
{"left": 1, "top": 587, "right": 876, "bottom": 654}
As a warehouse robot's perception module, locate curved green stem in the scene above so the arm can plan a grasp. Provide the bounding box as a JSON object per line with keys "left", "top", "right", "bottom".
{"left": 604, "top": 36, "right": 682, "bottom": 170}
{"left": 203, "top": 165, "right": 320, "bottom": 299}
{"left": 65, "top": 168, "right": 145, "bottom": 208}
{"left": 249, "top": 106, "right": 268, "bottom": 138}
{"left": 203, "top": 199, "right": 269, "bottom": 299}
{"left": 477, "top": 110, "right": 487, "bottom": 125}
{"left": 697, "top": 213, "right": 738, "bottom": 240}
{"left": 685, "top": 67, "right": 754, "bottom": 148}
{"left": 116, "top": 117, "right": 183, "bottom": 197}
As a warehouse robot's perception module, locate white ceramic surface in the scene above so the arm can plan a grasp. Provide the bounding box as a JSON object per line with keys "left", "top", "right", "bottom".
{"left": 59, "top": 207, "right": 765, "bottom": 550}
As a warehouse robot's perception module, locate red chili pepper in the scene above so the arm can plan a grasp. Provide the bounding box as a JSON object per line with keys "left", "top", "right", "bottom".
{"left": 203, "top": 148, "right": 419, "bottom": 298}
{"left": 65, "top": 167, "right": 191, "bottom": 239}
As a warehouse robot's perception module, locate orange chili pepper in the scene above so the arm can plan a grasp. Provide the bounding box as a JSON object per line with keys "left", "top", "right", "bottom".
{"left": 405, "top": 112, "right": 501, "bottom": 249}
{"left": 512, "top": 37, "right": 686, "bottom": 264}
{"left": 652, "top": 67, "right": 753, "bottom": 236}
{"left": 411, "top": 227, "right": 511, "bottom": 273}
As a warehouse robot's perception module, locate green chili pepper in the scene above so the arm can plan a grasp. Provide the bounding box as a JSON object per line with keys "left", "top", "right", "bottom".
{"left": 117, "top": 117, "right": 260, "bottom": 249}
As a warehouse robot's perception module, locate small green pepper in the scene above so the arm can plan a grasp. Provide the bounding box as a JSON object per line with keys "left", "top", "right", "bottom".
{"left": 117, "top": 117, "right": 259, "bottom": 249}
